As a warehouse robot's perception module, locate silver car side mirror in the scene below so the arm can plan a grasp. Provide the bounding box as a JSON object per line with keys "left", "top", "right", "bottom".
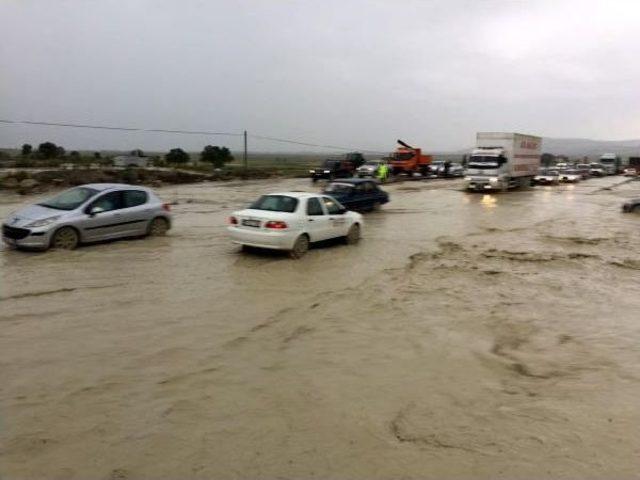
{"left": 89, "top": 206, "right": 105, "bottom": 216}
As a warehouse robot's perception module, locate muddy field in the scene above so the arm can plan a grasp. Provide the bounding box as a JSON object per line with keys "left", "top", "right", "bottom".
{"left": 1, "top": 177, "right": 639, "bottom": 479}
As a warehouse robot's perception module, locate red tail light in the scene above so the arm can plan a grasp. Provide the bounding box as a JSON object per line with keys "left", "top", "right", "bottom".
{"left": 229, "top": 216, "right": 238, "bottom": 225}
{"left": 162, "top": 203, "right": 171, "bottom": 212}
{"left": 264, "top": 221, "right": 288, "bottom": 229}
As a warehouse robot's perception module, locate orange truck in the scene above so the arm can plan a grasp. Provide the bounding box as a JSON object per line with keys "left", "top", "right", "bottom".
{"left": 389, "top": 140, "right": 433, "bottom": 176}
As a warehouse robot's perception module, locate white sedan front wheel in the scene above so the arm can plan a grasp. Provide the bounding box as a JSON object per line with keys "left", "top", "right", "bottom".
{"left": 345, "top": 223, "right": 361, "bottom": 245}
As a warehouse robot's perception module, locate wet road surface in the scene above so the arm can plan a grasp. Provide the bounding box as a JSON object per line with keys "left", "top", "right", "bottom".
{"left": 1, "top": 177, "right": 639, "bottom": 479}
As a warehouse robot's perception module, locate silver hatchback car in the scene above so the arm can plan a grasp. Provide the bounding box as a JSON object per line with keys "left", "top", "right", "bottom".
{"left": 2, "top": 183, "right": 172, "bottom": 250}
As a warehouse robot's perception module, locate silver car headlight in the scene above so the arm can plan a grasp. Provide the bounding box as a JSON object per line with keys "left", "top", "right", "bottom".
{"left": 25, "top": 216, "right": 61, "bottom": 228}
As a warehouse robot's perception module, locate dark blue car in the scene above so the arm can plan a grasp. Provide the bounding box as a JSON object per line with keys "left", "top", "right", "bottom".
{"left": 323, "top": 179, "right": 389, "bottom": 212}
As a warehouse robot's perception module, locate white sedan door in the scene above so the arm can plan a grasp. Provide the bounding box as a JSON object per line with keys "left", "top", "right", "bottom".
{"left": 304, "top": 197, "right": 332, "bottom": 242}
{"left": 322, "top": 196, "right": 350, "bottom": 238}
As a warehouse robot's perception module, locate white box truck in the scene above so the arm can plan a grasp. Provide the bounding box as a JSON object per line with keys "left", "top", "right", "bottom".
{"left": 464, "top": 132, "right": 542, "bottom": 191}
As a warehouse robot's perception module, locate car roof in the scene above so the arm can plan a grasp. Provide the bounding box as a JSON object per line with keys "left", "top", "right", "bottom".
{"left": 328, "top": 178, "right": 375, "bottom": 185}
{"left": 266, "top": 191, "right": 322, "bottom": 199}
{"left": 81, "top": 183, "right": 148, "bottom": 191}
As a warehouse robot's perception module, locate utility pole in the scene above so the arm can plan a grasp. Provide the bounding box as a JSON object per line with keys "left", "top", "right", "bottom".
{"left": 243, "top": 130, "right": 248, "bottom": 169}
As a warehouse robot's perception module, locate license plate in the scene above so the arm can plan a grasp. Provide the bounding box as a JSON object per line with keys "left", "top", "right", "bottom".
{"left": 242, "top": 219, "right": 261, "bottom": 228}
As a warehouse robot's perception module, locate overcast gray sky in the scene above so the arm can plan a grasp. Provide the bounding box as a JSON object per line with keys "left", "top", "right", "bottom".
{"left": 1, "top": 0, "right": 639, "bottom": 153}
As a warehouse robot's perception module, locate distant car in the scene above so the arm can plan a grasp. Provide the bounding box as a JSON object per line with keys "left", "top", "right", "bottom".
{"left": 446, "top": 163, "right": 465, "bottom": 177}
{"left": 429, "top": 161, "right": 444, "bottom": 176}
{"left": 622, "top": 199, "right": 640, "bottom": 213}
{"left": 357, "top": 160, "right": 386, "bottom": 178}
{"left": 575, "top": 164, "right": 591, "bottom": 179}
{"left": 589, "top": 165, "right": 606, "bottom": 177}
{"left": 534, "top": 169, "right": 560, "bottom": 185}
{"left": 322, "top": 179, "right": 389, "bottom": 211}
{"left": 2, "top": 183, "right": 172, "bottom": 250}
{"left": 310, "top": 159, "right": 355, "bottom": 182}
{"left": 558, "top": 170, "right": 581, "bottom": 183}
{"left": 623, "top": 168, "right": 638, "bottom": 177}
{"left": 227, "top": 192, "right": 363, "bottom": 258}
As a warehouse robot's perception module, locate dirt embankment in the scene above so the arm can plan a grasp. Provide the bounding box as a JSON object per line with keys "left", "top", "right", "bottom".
{"left": 0, "top": 167, "right": 293, "bottom": 194}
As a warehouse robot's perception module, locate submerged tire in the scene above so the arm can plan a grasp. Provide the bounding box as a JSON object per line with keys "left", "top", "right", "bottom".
{"left": 345, "top": 223, "right": 361, "bottom": 245}
{"left": 148, "top": 217, "right": 169, "bottom": 236}
{"left": 51, "top": 226, "right": 79, "bottom": 250}
{"left": 289, "top": 234, "right": 309, "bottom": 259}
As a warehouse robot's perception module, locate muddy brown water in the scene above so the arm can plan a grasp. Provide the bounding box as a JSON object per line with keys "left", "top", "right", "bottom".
{"left": 1, "top": 177, "right": 639, "bottom": 479}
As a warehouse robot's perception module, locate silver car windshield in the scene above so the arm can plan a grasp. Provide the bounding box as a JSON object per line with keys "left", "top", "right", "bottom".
{"left": 38, "top": 187, "right": 99, "bottom": 211}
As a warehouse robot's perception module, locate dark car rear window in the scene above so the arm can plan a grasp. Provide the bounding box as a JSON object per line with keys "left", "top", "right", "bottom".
{"left": 250, "top": 195, "right": 298, "bottom": 213}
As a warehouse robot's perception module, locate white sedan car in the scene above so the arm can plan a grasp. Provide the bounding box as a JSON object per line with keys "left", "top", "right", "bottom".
{"left": 228, "top": 192, "right": 363, "bottom": 258}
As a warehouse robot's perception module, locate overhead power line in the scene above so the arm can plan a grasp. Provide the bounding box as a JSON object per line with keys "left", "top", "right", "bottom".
{"left": 0, "top": 118, "right": 387, "bottom": 154}
{"left": 0, "top": 119, "right": 242, "bottom": 137}
{"left": 249, "top": 134, "right": 384, "bottom": 154}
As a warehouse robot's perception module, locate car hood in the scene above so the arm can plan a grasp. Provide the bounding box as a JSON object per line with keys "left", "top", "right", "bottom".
{"left": 358, "top": 165, "right": 376, "bottom": 171}
{"left": 5, "top": 204, "right": 70, "bottom": 227}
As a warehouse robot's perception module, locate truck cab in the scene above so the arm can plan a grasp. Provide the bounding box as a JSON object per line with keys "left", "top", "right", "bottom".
{"left": 310, "top": 159, "right": 355, "bottom": 183}
{"left": 599, "top": 153, "right": 620, "bottom": 175}
{"left": 389, "top": 141, "right": 433, "bottom": 176}
{"left": 465, "top": 148, "right": 509, "bottom": 190}
{"left": 464, "top": 132, "right": 541, "bottom": 192}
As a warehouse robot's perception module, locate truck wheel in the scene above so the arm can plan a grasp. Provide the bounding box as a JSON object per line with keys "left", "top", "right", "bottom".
{"left": 289, "top": 235, "right": 309, "bottom": 259}
{"left": 345, "top": 224, "right": 361, "bottom": 245}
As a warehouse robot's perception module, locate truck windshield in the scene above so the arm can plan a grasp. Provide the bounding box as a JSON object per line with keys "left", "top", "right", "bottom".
{"left": 394, "top": 152, "right": 413, "bottom": 161}
{"left": 468, "top": 156, "right": 502, "bottom": 169}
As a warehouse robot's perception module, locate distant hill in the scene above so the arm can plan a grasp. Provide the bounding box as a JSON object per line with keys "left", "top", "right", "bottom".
{"left": 541, "top": 138, "right": 640, "bottom": 158}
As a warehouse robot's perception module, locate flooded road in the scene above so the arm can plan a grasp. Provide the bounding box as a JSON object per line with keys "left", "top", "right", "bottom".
{"left": 1, "top": 177, "right": 639, "bottom": 479}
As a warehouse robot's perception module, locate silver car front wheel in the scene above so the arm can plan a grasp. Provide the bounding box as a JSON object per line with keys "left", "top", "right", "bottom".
{"left": 51, "top": 227, "right": 79, "bottom": 250}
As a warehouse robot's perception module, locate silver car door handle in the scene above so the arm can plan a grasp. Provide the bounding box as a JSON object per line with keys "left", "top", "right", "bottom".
{"left": 308, "top": 219, "right": 314, "bottom": 222}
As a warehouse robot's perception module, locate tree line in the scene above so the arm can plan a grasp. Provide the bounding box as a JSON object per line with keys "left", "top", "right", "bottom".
{"left": 17, "top": 142, "right": 234, "bottom": 168}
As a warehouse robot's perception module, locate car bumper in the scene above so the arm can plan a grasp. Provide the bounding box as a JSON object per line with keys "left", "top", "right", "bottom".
{"left": 465, "top": 179, "right": 503, "bottom": 190}
{"left": 2, "top": 225, "right": 53, "bottom": 249}
{"left": 227, "top": 226, "right": 298, "bottom": 250}
{"left": 311, "top": 173, "right": 332, "bottom": 180}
